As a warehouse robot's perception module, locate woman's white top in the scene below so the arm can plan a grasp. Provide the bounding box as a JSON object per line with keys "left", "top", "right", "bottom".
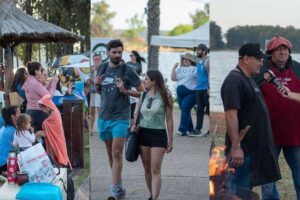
{"left": 175, "top": 66, "right": 197, "bottom": 90}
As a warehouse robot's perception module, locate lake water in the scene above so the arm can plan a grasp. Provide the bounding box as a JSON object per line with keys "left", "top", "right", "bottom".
{"left": 210, "top": 51, "right": 300, "bottom": 112}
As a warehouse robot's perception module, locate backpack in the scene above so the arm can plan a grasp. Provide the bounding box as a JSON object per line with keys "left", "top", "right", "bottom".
{"left": 95, "top": 62, "right": 127, "bottom": 93}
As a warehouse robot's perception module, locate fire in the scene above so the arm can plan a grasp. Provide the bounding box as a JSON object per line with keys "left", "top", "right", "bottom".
{"left": 209, "top": 180, "right": 214, "bottom": 196}
{"left": 209, "top": 146, "right": 228, "bottom": 176}
{"left": 209, "top": 146, "right": 234, "bottom": 198}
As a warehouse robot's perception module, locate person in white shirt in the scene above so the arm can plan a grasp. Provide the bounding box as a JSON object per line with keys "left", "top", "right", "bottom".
{"left": 13, "top": 113, "right": 35, "bottom": 150}
{"left": 171, "top": 53, "right": 197, "bottom": 136}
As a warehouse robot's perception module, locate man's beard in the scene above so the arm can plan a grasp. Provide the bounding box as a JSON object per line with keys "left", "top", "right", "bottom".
{"left": 110, "top": 57, "right": 121, "bottom": 65}
{"left": 197, "top": 52, "right": 203, "bottom": 58}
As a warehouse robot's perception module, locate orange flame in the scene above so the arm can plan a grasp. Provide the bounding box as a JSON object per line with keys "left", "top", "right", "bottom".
{"left": 209, "top": 180, "right": 214, "bottom": 196}
{"left": 209, "top": 146, "right": 235, "bottom": 197}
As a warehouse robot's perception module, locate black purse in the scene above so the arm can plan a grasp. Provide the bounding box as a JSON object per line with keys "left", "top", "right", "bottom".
{"left": 125, "top": 92, "right": 147, "bottom": 162}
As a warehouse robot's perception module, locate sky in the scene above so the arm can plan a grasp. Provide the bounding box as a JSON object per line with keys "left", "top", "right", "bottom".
{"left": 211, "top": 0, "right": 300, "bottom": 34}
{"left": 91, "top": 0, "right": 209, "bottom": 30}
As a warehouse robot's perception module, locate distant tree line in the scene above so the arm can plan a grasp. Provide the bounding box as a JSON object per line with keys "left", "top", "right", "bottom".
{"left": 210, "top": 21, "right": 300, "bottom": 53}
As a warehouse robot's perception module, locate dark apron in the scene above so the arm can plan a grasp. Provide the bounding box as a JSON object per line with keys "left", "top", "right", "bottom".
{"left": 226, "top": 67, "right": 281, "bottom": 187}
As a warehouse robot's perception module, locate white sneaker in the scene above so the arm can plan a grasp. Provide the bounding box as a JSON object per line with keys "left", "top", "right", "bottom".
{"left": 176, "top": 131, "right": 187, "bottom": 136}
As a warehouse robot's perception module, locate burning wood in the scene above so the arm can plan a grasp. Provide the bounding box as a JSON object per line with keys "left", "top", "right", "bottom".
{"left": 209, "top": 126, "right": 259, "bottom": 200}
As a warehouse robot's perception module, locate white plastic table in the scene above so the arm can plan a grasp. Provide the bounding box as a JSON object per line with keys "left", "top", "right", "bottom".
{"left": 0, "top": 168, "right": 67, "bottom": 200}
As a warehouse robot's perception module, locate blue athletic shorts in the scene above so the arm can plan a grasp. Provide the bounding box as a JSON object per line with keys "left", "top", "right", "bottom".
{"left": 98, "top": 119, "right": 129, "bottom": 141}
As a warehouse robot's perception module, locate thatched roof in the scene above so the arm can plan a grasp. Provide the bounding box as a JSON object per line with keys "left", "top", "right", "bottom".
{"left": 0, "top": 0, "right": 84, "bottom": 48}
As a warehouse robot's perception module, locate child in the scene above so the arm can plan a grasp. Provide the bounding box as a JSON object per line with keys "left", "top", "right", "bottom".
{"left": 13, "top": 113, "right": 35, "bottom": 150}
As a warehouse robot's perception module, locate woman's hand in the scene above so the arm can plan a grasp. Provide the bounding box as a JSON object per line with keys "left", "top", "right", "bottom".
{"left": 130, "top": 125, "right": 140, "bottom": 134}
{"left": 173, "top": 63, "right": 179, "bottom": 69}
{"left": 166, "top": 140, "right": 173, "bottom": 153}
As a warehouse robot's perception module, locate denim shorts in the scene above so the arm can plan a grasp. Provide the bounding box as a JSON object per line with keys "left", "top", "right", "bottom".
{"left": 98, "top": 119, "right": 129, "bottom": 141}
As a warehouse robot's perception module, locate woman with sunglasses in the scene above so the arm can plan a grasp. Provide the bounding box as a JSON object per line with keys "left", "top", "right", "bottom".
{"left": 126, "top": 50, "right": 146, "bottom": 127}
{"left": 131, "top": 70, "right": 173, "bottom": 200}
{"left": 126, "top": 50, "right": 146, "bottom": 76}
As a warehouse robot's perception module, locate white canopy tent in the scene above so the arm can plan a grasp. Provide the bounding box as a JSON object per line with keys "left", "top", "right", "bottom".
{"left": 150, "top": 22, "right": 209, "bottom": 49}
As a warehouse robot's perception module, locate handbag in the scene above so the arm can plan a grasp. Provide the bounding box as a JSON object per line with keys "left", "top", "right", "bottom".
{"left": 125, "top": 92, "right": 147, "bottom": 162}
{"left": 17, "top": 143, "right": 57, "bottom": 183}
{"left": 9, "top": 92, "right": 24, "bottom": 106}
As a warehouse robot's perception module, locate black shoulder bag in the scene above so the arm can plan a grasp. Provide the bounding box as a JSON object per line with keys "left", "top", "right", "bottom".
{"left": 125, "top": 92, "right": 147, "bottom": 162}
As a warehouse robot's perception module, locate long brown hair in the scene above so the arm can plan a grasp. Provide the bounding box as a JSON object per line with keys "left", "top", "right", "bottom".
{"left": 146, "top": 70, "right": 173, "bottom": 109}
{"left": 16, "top": 113, "right": 32, "bottom": 136}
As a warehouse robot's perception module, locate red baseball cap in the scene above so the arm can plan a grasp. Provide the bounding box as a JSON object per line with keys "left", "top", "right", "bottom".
{"left": 266, "top": 35, "right": 292, "bottom": 54}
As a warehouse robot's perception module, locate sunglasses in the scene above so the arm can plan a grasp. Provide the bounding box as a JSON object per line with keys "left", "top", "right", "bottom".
{"left": 147, "top": 98, "right": 153, "bottom": 109}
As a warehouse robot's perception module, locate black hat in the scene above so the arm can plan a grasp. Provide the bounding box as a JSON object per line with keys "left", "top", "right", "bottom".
{"left": 197, "top": 43, "right": 208, "bottom": 51}
{"left": 239, "top": 43, "right": 263, "bottom": 59}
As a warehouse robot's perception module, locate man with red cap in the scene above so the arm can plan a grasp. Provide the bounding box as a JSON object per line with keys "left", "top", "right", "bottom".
{"left": 255, "top": 35, "right": 300, "bottom": 200}
{"left": 221, "top": 43, "right": 281, "bottom": 194}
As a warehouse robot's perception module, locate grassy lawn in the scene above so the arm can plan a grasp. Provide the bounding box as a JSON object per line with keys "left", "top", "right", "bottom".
{"left": 210, "top": 112, "right": 296, "bottom": 199}
{"left": 73, "top": 130, "right": 90, "bottom": 190}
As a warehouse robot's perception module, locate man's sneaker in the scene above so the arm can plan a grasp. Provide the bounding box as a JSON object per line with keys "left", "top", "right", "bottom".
{"left": 187, "top": 130, "right": 202, "bottom": 137}
{"left": 107, "top": 185, "right": 126, "bottom": 200}
{"left": 188, "top": 130, "right": 209, "bottom": 137}
{"left": 107, "top": 196, "right": 117, "bottom": 200}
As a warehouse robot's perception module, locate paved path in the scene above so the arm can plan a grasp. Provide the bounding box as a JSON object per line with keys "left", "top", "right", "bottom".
{"left": 90, "top": 109, "right": 210, "bottom": 200}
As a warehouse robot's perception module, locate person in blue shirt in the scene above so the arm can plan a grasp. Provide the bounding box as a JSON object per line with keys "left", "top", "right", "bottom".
{"left": 11, "top": 67, "right": 29, "bottom": 113}
{"left": 188, "top": 44, "right": 210, "bottom": 137}
{"left": 0, "top": 106, "right": 20, "bottom": 174}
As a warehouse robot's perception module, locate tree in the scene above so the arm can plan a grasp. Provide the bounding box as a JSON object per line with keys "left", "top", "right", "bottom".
{"left": 167, "top": 24, "right": 193, "bottom": 36}
{"left": 147, "top": 0, "right": 160, "bottom": 70}
{"left": 190, "top": 3, "right": 209, "bottom": 29}
{"left": 210, "top": 21, "right": 224, "bottom": 50}
{"left": 91, "top": 1, "right": 116, "bottom": 37}
{"left": 224, "top": 25, "right": 300, "bottom": 52}
{"left": 121, "top": 14, "right": 146, "bottom": 40}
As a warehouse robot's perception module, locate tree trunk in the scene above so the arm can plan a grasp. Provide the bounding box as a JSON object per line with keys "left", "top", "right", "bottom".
{"left": 24, "top": 0, "right": 33, "bottom": 64}
{"left": 147, "top": 0, "right": 160, "bottom": 70}
{"left": 0, "top": 48, "right": 3, "bottom": 64}
{"left": 24, "top": 43, "right": 32, "bottom": 65}
{"left": 4, "top": 45, "right": 14, "bottom": 106}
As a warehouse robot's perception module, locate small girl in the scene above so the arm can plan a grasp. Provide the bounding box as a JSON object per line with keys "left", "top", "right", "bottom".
{"left": 13, "top": 113, "right": 36, "bottom": 150}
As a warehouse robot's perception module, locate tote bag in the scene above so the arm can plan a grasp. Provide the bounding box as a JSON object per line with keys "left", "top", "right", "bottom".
{"left": 17, "top": 143, "right": 57, "bottom": 183}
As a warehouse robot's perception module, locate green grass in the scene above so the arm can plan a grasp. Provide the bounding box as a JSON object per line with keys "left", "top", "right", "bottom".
{"left": 213, "top": 133, "right": 296, "bottom": 199}
{"left": 73, "top": 130, "right": 90, "bottom": 190}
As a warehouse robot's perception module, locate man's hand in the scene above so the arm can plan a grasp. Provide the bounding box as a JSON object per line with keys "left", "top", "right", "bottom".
{"left": 95, "top": 75, "right": 104, "bottom": 85}
{"left": 116, "top": 78, "right": 126, "bottom": 94}
{"left": 229, "top": 146, "right": 244, "bottom": 167}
